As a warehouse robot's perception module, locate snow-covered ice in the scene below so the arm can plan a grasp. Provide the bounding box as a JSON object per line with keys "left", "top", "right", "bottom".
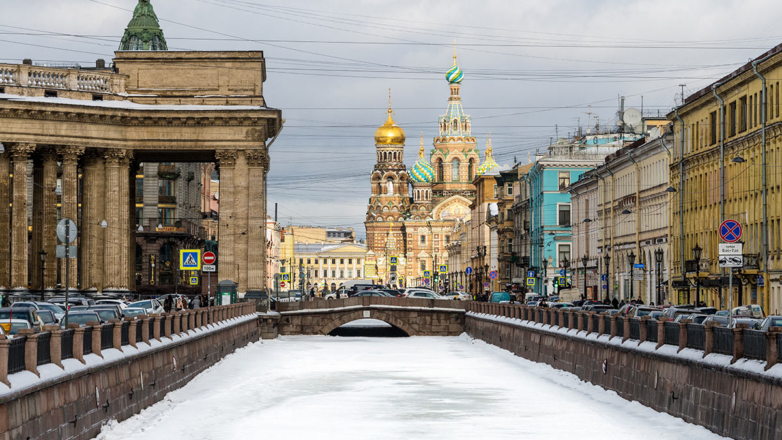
{"left": 97, "top": 334, "right": 727, "bottom": 440}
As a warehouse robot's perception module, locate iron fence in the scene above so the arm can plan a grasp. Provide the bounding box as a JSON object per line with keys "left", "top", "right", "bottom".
{"left": 563, "top": 313, "right": 569, "bottom": 328}
{"left": 551, "top": 311, "right": 559, "bottom": 327}
{"left": 743, "top": 330, "right": 766, "bottom": 360}
{"left": 646, "top": 320, "right": 658, "bottom": 343}
{"left": 148, "top": 318, "right": 154, "bottom": 338}
{"left": 36, "top": 333, "right": 51, "bottom": 366}
{"left": 629, "top": 319, "right": 640, "bottom": 340}
{"left": 136, "top": 319, "right": 143, "bottom": 342}
{"left": 713, "top": 327, "right": 733, "bottom": 355}
{"left": 778, "top": 337, "right": 782, "bottom": 362}
{"left": 101, "top": 324, "right": 114, "bottom": 350}
{"left": 537, "top": 309, "right": 543, "bottom": 322}
{"left": 686, "top": 324, "right": 705, "bottom": 350}
{"left": 603, "top": 315, "right": 613, "bottom": 335}
{"left": 160, "top": 316, "right": 167, "bottom": 335}
{"left": 83, "top": 328, "right": 93, "bottom": 355}
{"left": 61, "top": 329, "right": 74, "bottom": 360}
{"left": 591, "top": 315, "right": 600, "bottom": 333}
{"left": 121, "top": 322, "right": 130, "bottom": 346}
{"left": 616, "top": 318, "right": 624, "bottom": 338}
{"left": 8, "top": 336, "right": 26, "bottom": 374}
{"left": 664, "top": 322, "right": 679, "bottom": 346}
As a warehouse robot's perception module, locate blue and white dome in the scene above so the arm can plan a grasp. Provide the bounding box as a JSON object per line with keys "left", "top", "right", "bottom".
{"left": 410, "top": 138, "right": 435, "bottom": 183}
{"left": 446, "top": 64, "right": 464, "bottom": 84}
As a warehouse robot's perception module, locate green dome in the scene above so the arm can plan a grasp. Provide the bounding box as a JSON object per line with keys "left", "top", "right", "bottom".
{"left": 119, "top": 0, "right": 168, "bottom": 51}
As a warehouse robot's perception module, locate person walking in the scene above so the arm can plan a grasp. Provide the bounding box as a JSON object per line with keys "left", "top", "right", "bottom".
{"left": 611, "top": 297, "right": 619, "bottom": 308}
{"left": 164, "top": 295, "right": 173, "bottom": 314}
{"left": 175, "top": 295, "right": 183, "bottom": 311}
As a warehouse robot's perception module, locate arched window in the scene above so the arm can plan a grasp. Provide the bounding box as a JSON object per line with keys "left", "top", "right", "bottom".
{"left": 452, "top": 159, "right": 460, "bottom": 181}
{"left": 436, "top": 159, "right": 444, "bottom": 181}
{"left": 468, "top": 159, "right": 474, "bottom": 181}
{"left": 452, "top": 119, "right": 458, "bottom": 131}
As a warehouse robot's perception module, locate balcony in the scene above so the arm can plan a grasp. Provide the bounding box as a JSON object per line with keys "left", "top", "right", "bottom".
{"left": 0, "top": 63, "right": 125, "bottom": 94}
{"left": 158, "top": 164, "right": 180, "bottom": 179}
{"left": 159, "top": 195, "right": 177, "bottom": 204}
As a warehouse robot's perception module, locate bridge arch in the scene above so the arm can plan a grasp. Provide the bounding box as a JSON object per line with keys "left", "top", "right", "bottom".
{"left": 319, "top": 309, "right": 417, "bottom": 336}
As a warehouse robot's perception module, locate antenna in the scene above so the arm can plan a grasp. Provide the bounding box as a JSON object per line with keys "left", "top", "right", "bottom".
{"left": 679, "top": 84, "right": 686, "bottom": 106}
{"left": 584, "top": 105, "right": 593, "bottom": 134}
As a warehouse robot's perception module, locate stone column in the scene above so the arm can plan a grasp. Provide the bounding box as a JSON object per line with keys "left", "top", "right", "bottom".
{"left": 128, "top": 318, "right": 137, "bottom": 348}
{"left": 31, "top": 156, "right": 44, "bottom": 291}
{"left": 71, "top": 325, "right": 85, "bottom": 364}
{"left": 21, "top": 330, "right": 40, "bottom": 376}
{"left": 91, "top": 324, "right": 102, "bottom": 358}
{"left": 216, "top": 150, "right": 238, "bottom": 284}
{"left": 128, "top": 159, "right": 138, "bottom": 291}
{"left": 81, "top": 151, "right": 105, "bottom": 291}
{"left": 234, "top": 151, "right": 249, "bottom": 292}
{"left": 0, "top": 151, "right": 9, "bottom": 291}
{"left": 141, "top": 316, "right": 151, "bottom": 345}
{"left": 0, "top": 337, "right": 10, "bottom": 386}
{"left": 10, "top": 144, "right": 34, "bottom": 291}
{"left": 111, "top": 319, "right": 123, "bottom": 351}
{"left": 103, "top": 150, "right": 123, "bottom": 291}
{"left": 42, "top": 150, "right": 58, "bottom": 290}
{"left": 58, "top": 147, "right": 83, "bottom": 290}
{"left": 247, "top": 150, "right": 268, "bottom": 293}
{"left": 46, "top": 325, "right": 63, "bottom": 368}
{"left": 704, "top": 322, "right": 715, "bottom": 357}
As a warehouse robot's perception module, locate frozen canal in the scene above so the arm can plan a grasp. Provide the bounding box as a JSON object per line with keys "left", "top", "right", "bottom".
{"left": 98, "top": 325, "right": 725, "bottom": 440}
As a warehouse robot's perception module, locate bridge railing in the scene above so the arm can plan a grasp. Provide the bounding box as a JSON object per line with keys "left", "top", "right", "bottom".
{"left": 467, "top": 303, "right": 782, "bottom": 370}
{"left": 276, "top": 296, "right": 468, "bottom": 313}
{"left": 0, "top": 302, "right": 255, "bottom": 387}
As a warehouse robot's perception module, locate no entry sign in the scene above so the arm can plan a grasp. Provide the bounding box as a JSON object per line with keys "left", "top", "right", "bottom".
{"left": 719, "top": 219, "right": 742, "bottom": 243}
{"left": 203, "top": 251, "right": 217, "bottom": 265}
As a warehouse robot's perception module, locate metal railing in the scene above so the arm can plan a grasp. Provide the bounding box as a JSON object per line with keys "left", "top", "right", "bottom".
{"left": 36, "top": 333, "right": 51, "bottom": 366}
{"left": 743, "top": 330, "right": 767, "bottom": 360}
{"left": 563, "top": 313, "right": 569, "bottom": 328}
{"left": 646, "top": 320, "right": 658, "bottom": 343}
{"left": 61, "top": 329, "right": 74, "bottom": 360}
{"left": 101, "top": 324, "right": 114, "bottom": 350}
{"left": 604, "top": 315, "right": 613, "bottom": 334}
{"left": 121, "top": 322, "right": 130, "bottom": 346}
{"left": 136, "top": 320, "right": 143, "bottom": 342}
{"left": 551, "top": 311, "right": 558, "bottom": 327}
{"left": 629, "top": 319, "right": 640, "bottom": 340}
{"left": 664, "top": 322, "right": 679, "bottom": 346}
{"left": 616, "top": 318, "right": 624, "bottom": 338}
{"left": 713, "top": 327, "right": 734, "bottom": 355}
{"left": 8, "top": 337, "right": 26, "bottom": 374}
{"left": 591, "top": 314, "right": 600, "bottom": 332}
{"left": 148, "top": 319, "right": 155, "bottom": 338}
{"left": 83, "top": 328, "right": 93, "bottom": 355}
{"left": 687, "top": 324, "right": 705, "bottom": 350}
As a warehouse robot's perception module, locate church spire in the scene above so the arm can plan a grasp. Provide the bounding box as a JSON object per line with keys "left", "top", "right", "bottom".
{"left": 119, "top": 0, "right": 168, "bottom": 51}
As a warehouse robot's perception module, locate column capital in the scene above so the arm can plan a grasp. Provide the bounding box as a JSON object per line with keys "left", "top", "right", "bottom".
{"left": 57, "top": 146, "right": 85, "bottom": 162}
{"left": 246, "top": 150, "right": 270, "bottom": 169}
{"left": 39, "top": 146, "right": 59, "bottom": 162}
{"left": 216, "top": 149, "right": 238, "bottom": 167}
{"left": 8, "top": 143, "right": 35, "bottom": 158}
{"left": 103, "top": 149, "right": 127, "bottom": 164}
{"left": 83, "top": 149, "right": 104, "bottom": 165}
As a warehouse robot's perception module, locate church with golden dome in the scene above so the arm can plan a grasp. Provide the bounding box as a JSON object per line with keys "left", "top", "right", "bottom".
{"left": 364, "top": 50, "right": 497, "bottom": 288}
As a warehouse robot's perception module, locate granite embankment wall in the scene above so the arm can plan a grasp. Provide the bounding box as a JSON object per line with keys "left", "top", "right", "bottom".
{"left": 466, "top": 305, "right": 782, "bottom": 440}
{"left": 0, "top": 303, "right": 258, "bottom": 440}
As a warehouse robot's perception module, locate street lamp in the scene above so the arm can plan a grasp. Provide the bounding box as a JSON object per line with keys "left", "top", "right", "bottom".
{"left": 654, "top": 248, "right": 664, "bottom": 306}
{"left": 560, "top": 258, "right": 570, "bottom": 297}
{"left": 581, "top": 255, "right": 589, "bottom": 300}
{"left": 39, "top": 250, "right": 47, "bottom": 301}
{"left": 604, "top": 254, "right": 611, "bottom": 302}
{"left": 692, "top": 244, "right": 702, "bottom": 306}
{"left": 541, "top": 258, "right": 549, "bottom": 297}
{"left": 627, "top": 251, "right": 636, "bottom": 301}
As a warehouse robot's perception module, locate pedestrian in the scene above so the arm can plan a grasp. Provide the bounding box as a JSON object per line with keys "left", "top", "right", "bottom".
{"left": 164, "top": 295, "right": 173, "bottom": 313}
{"left": 192, "top": 294, "right": 201, "bottom": 309}
{"left": 175, "top": 296, "right": 183, "bottom": 311}
{"left": 619, "top": 299, "right": 626, "bottom": 308}
{"left": 611, "top": 297, "right": 619, "bottom": 308}
{"left": 637, "top": 297, "right": 644, "bottom": 305}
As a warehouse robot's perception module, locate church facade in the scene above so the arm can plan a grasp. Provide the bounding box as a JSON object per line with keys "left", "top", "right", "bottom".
{"left": 364, "top": 53, "right": 497, "bottom": 290}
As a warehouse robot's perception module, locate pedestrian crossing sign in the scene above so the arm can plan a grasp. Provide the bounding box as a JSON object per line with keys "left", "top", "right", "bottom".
{"left": 390, "top": 256, "right": 398, "bottom": 265}
{"left": 180, "top": 250, "right": 201, "bottom": 270}
{"left": 423, "top": 270, "right": 431, "bottom": 278}
{"left": 439, "top": 264, "right": 448, "bottom": 274}
{"left": 526, "top": 277, "right": 535, "bottom": 286}
{"left": 281, "top": 273, "right": 291, "bottom": 282}
{"left": 190, "top": 277, "right": 199, "bottom": 285}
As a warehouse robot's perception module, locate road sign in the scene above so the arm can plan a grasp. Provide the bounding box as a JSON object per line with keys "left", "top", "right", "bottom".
{"left": 423, "top": 270, "right": 431, "bottom": 278}
{"left": 559, "top": 269, "right": 566, "bottom": 276}
{"left": 601, "top": 274, "right": 607, "bottom": 282}
{"left": 203, "top": 251, "right": 216, "bottom": 265}
{"left": 633, "top": 263, "right": 645, "bottom": 269}
{"left": 465, "top": 267, "right": 473, "bottom": 275}
{"left": 719, "top": 255, "right": 743, "bottom": 268}
{"left": 190, "top": 277, "right": 199, "bottom": 285}
{"left": 719, "top": 219, "right": 743, "bottom": 243}
{"left": 203, "top": 264, "right": 216, "bottom": 273}
{"left": 180, "top": 250, "right": 201, "bottom": 270}
{"left": 483, "top": 282, "right": 490, "bottom": 288}
{"left": 528, "top": 270, "right": 535, "bottom": 278}
{"left": 56, "top": 219, "right": 78, "bottom": 244}
{"left": 424, "top": 278, "right": 430, "bottom": 285}
{"left": 281, "top": 273, "right": 291, "bottom": 282}
{"left": 439, "top": 264, "right": 447, "bottom": 274}
{"left": 56, "top": 245, "right": 77, "bottom": 259}
{"left": 719, "top": 243, "right": 743, "bottom": 255}
{"left": 489, "top": 270, "right": 498, "bottom": 280}
{"left": 632, "top": 269, "right": 644, "bottom": 281}
{"left": 758, "top": 275, "right": 765, "bottom": 287}
{"left": 559, "top": 276, "right": 567, "bottom": 286}
{"left": 390, "top": 256, "right": 398, "bottom": 265}
{"left": 602, "top": 284, "right": 607, "bottom": 290}
{"left": 719, "top": 242, "right": 743, "bottom": 268}
{"left": 280, "top": 281, "right": 286, "bottom": 288}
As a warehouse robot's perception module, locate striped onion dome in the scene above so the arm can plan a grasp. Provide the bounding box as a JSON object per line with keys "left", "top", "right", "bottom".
{"left": 446, "top": 64, "right": 464, "bottom": 84}
{"left": 410, "top": 135, "right": 435, "bottom": 183}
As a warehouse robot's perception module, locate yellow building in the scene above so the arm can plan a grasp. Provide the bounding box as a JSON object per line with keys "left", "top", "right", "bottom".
{"left": 293, "top": 243, "right": 368, "bottom": 294}
{"left": 670, "top": 44, "right": 782, "bottom": 313}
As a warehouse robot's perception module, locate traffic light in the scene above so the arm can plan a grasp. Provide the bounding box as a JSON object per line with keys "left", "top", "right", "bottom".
{"left": 433, "top": 273, "right": 439, "bottom": 283}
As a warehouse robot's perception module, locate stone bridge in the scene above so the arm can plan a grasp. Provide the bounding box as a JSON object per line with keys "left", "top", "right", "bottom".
{"left": 275, "top": 297, "right": 467, "bottom": 336}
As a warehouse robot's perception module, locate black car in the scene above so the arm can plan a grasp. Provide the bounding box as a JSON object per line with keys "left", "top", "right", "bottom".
{"left": 64, "top": 311, "right": 103, "bottom": 327}
{"left": 379, "top": 289, "right": 403, "bottom": 297}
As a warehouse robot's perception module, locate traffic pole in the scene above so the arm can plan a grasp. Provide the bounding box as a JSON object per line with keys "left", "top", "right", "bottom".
{"left": 64, "top": 220, "right": 70, "bottom": 328}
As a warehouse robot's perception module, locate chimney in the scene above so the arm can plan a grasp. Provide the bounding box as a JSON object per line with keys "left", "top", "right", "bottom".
{"left": 22, "top": 59, "right": 32, "bottom": 65}
{"left": 96, "top": 59, "right": 106, "bottom": 69}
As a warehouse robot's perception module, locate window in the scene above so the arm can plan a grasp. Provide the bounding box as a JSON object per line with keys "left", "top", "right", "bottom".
{"left": 314, "top": 270, "right": 318, "bottom": 278}
{"left": 159, "top": 179, "right": 175, "bottom": 196}
{"left": 348, "top": 259, "right": 352, "bottom": 264}
{"left": 558, "top": 244, "right": 571, "bottom": 265}
{"left": 299, "top": 258, "right": 303, "bottom": 265}
{"left": 755, "top": 93, "right": 759, "bottom": 127}
{"left": 420, "top": 235, "right": 426, "bottom": 245}
{"left": 348, "top": 269, "right": 353, "bottom": 278}
{"left": 507, "top": 238, "right": 513, "bottom": 254}
{"left": 452, "top": 159, "right": 460, "bottom": 181}
{"left": 710, "top": 111, "right": 717, "bottom": 146}
{"left": 740, "top": 96, "right": 747, "bottom": 132}
{"left": 749, "top": 95, "right": 753, "bottom": 128}
{"left": 468, "top": 160, "right": 474, "bottom": 181}
{"left": 314, "top": 259, "right": 318, "bottom": 264}
{"left": 340, "top": 270, "right": 344, "bottom": 278}
{"left": 357, "top": 269, "right": 361, "bottom": 278}
{"left": 493, "top": 185, "right": 498, "bottom": 198}
{"left": 332, "top": 259, "right": 336, "bottom": 264}
{"left": 158, "top": 208, "right": 174, "bottom": 226}
{"left": 506, "top": 182, "right": 513, "bottom": 196}
{"left": 136, "top": 178, "right": 144, "bottom": 197}
{"left": 437, "top": 160, "right": 444, "bottom": 182}
{"left": 729, "top": 101, "right": 737, "bottom": 137}
{"left": 136, "top": 207, "right": 142, "bottom": 222}
{"left": 340, "top": 259, "right": 344, "bottom": 264}
{"left": 558, "top": 171, "right": 570, "bottom": 190}
{"left": 445, "top": 236, "right": 450, "bottom": 244}
{"left": 307, "top": 258, "right": 311, "bottom": 264}
{"left": 420, "top": 261, "right": 426, "bottom": 271}
{"left": 331, "top": 270, "right": 336, "bottom": 278}
{"left": 558, "top": 204, "right": 571, "bottom": 226}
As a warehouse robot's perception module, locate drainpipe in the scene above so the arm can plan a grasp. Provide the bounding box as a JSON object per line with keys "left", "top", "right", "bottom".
{"left": 606, "top": 168, "right": 615, "bottom": 298}
{"left": 712, "top": 84, "right": 725, "bottom": 308}
{"left": 752, "top": 60, "right": 769, "bottom": 313}
{"left": 673, "top": 109, "right": 686, "bottom": 298}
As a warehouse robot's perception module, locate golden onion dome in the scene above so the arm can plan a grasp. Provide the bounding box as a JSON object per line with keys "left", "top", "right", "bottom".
{"left": 374, "top": 110, "right": 406, "bottom": 145}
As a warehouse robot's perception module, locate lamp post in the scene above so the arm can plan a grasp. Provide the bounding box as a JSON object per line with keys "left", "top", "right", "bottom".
{"left": 604, "top": 254, "right": 611, "bottom": 302}
{"left": 627, "top": 251, "right": 636, "bottom": 301}
{"left": 541, "top": 258, "right": 549, "bottom": 297}
{"left": 692, "top": 244, "right": 702, "bottom": 306}
{"left": 654, "top": 248, "right": 664, "bottom": 306}
{"left": 581, "top": 254, "right": 589, "bottom": 301}
{"left": 560, "top": 258, "right": 570, "bottom": 297}
{"left": 39, "top": 250, "right": 47, "bottom": 301}
{"left": 483, "top": 264, "right": 489, "bottom": 296}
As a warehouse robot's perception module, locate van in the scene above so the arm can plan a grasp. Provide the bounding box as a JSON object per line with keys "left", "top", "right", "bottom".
{"left": 732, "top": 304, "right": 765, "bottom": 319}
{"left": 489, "top": 292, "right": 510, "bottom": 303}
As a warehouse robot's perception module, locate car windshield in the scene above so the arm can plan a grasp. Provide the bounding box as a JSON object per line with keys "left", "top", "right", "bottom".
{"left": 94, "top": 310, "right": 117, "bottom": 321}
{"left": 38, "top": 303, "right": 65, "bottom": 315}
{"left": 767, "top": 318, "right": 782, "bottom": 328}
{"left": 8, "top": 322, "right": 30, "bottom": 335}
{"left": 636, "top": 309, "right": 653, "bottom": 316}
{"left": 39, "top": 313, "right": 55, "bottom": 324}
{"left": 123, "top": 309, "right": 146, "bottom": 317}
{"left": 67, "top": 314, "right": 99, "bottom": 325}
{"left": 130, "top": 301, "right": 151, "bottom": 309}
{"left": 0, "top": 311, "right": 29, "bottom": 322}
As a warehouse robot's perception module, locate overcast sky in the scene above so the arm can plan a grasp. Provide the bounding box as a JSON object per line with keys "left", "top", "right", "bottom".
{"left": 3, "top": 0, "right": 781, "bottom": 237}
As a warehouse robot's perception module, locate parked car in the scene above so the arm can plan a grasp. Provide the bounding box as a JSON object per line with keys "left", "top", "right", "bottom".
{"left": 443, "top": 292, "right": 471, "bottom": 301}
{"left": 0, "top": 319, "right": 31, "bottom": 335}
{"left": 128, "top": 299, "right": 164, "bottom": 315}
{"left": 703, "top": 315, "right": 730, "bottom": 326}
{"left": 379, "top": 289, "right": 404, "bottom": 297}
{"left": 63, "top": 311, "right": 103, "bottom": 327}
{"left": 715, "top": 310, "right": 731, "bottom": 317}
{"left": 402, "top": 288, "right": 436, "bottom": 297}
{"left": 758, "top": 315, "right": 782, "bottom": 332}
{"left": 629, "top": 306, "right": 660, "bottom": 318}
{"left": 355, "top": 290, "right": 392, "bottom": 297}
{"left": 727, "top": 317, "right": 762, "bottom": 329}
{"left": 547, "top": 302, "right": 573, "bottom": 309}
{"left": 323, "top": 291, "right": 349, "bottom": 300}
{"left": 69, "top": 306, "right": 120, "bottom": 322}
{"left": 343, "top": 284, "right": 381, "bottom": 297}
{"left": 96, "top": 299, "right": 129, "bottom": 310}
{"left": 0, "top": 307, "right": 44, "bottom": 332}
{"left": 649, "top": 311, "right": 664, "bottom": 321}
{"left": 561, "top": 306, "right": 583, "bottom": 312}
{"left": 13, "top": 301, "right": 66, "bottom": 321}
{"left": 37, "top": 310, "right": 58, "bottom": 325}
{"left": 731, "top": 304, "right": 765, "bottom": 319}
{"left": 407, "top": 290, "right": 445, "bottom": 299}
{"left": 489, "top": 292, "right": 512, "bottom": 303}
{"left": 581, "top": 304, "right": 616, "bottom": 313}
{"left": 661, "top": 306, "right": 697, "bottom": 320}
{"left": 694, "top": 307, "right": 718, "bottom": 315}
{"left": 686, "top": 314, "right": 710, "bottom": 325}
{"left": 50, "top": 296, "right": 95, "bottom": 308}
{"left": 122, "top": 307, "right": 147, "bottom": 318}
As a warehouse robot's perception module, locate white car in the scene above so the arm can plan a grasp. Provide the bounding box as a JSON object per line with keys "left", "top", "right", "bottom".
{"left": 405, "top": 290, "right": 446, "bottom": 300}
{"left": 443, "top": 291, "right": 471, "bottom": 301}
{"left": 128, "top": 299, "right": 164, "bottom": 315}
{"left": 96, "top": 299, "right": 128, "bottom": 310}
{"left": 323, "top": 291, "right": 348, "bottom": 300}
{"left": 402, "top": 288, "right": 435, "bottom": 297}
